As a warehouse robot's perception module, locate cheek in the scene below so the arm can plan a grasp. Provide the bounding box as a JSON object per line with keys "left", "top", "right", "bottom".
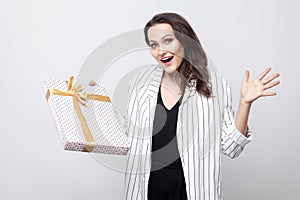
{"left": 178, "top": 46, "right": 185, "bottom": 58}
{"left": 175, "top": 55, "right": 183, "bottom": 66}
{"left": 168, "top": 42, "right": 184, "bottom": 56}
{"left": 174, "top": 47, "right": 184, "bottom": 66}
{"left": 150, "top": 49, "right": 158, "bottom": 60}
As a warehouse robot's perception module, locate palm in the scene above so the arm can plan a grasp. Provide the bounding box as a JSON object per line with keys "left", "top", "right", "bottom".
{"left": 240, "top": 68, "right": 280, "bottom": 104}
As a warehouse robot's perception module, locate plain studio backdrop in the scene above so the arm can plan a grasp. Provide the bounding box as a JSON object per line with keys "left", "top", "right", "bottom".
{"left": 0, "top": 0, "right": 299, "bottom": 199}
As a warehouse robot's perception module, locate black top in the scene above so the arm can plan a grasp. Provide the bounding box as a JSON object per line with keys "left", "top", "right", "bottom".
{"left": 151, "top": 86, "right": 183, "bottom": 170}
{"left": 148, "top": 86, "right": 187, "bottom": 200}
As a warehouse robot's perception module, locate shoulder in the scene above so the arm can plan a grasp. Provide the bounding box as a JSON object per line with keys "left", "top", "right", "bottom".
{"left": 135, "top": 64, "right": 161, "bottom": 77}
{"left": 208, "top": 68, "right": 231, "bottom": 89}
{"left": 208, "top": 69, "right": 224, "bottom": 83}
{"left": 129, "top": 64, "right": 162, "bottom": 85}
{"left": 128, "top": 64, "right": 162, "bottom": 91}
{"left": 206, "top": 69, "right": 233, "bottom": 102}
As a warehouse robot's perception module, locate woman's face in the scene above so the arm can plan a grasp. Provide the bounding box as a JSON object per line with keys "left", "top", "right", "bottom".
{"left": 147, "top": 23, "right": 185, "bottom": 75}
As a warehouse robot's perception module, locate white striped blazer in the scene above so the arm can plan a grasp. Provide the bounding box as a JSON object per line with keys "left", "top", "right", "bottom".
{"left": 123, "top": 64, "right": 252, "bottom": 200}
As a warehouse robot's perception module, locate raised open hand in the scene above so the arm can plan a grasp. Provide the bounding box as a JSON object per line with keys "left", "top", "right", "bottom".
{"left": 240, "top": 67, "right": 280, "bottom": 104}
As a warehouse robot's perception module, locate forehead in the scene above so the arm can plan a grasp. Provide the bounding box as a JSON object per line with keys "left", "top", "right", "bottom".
{"left": 147, "top": 23, "right": 175, "bottom": 40}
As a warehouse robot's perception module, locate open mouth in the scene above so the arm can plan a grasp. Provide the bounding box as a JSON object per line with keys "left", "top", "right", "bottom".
{"left": 160, "top": 56, "right": 174, "bottom": 63}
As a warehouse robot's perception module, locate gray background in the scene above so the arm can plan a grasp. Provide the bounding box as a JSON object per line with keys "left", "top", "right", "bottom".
{"left": 0, "top": 0, "right": 299, "bottom": 199}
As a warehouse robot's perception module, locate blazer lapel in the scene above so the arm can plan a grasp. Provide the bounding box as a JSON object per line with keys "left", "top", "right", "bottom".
{"left": 145, "top": 65, "right": 163, "bottom": 99}
{"left": 146, "top": 65, "right": 197, "bottom": 105}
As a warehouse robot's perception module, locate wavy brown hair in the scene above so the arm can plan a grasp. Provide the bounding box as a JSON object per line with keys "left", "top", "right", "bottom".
{"left": 144, "top": 12, "right": 212, "bottom": 97}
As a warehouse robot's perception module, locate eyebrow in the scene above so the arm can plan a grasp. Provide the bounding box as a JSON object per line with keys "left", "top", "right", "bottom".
{"left": 149, "top": 33, "right": 173, "bottom": 43}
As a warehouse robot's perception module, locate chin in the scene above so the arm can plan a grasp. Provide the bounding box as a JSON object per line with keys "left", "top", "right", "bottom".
{"left": 161, "top": 64, "right": 179, "bottom": 74}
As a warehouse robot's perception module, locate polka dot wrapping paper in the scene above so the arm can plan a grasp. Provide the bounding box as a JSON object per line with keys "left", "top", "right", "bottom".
{"left": 44, "top": 77, "right": 130, "bottom": 155}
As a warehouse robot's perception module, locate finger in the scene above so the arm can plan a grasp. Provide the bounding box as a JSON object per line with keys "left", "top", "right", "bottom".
{"left": 89, "top": 80, "right": 97, "bottom": 86}
{"left": 257, "top": 67, "right": 272, "bottom": 80}
{"left": 264, "top": 80, "right": 280, "bottom": 90}
{"left": 243, "top": 70, "right": 250, "bottom": 84}
{"left": 262, "top": 91, "right": 277, "bottom": 97}
{"left": 262, "top": 73, "right": 280, "bottom": 85}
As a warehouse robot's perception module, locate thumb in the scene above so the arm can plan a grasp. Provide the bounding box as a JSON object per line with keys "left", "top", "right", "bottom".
{"left": 243, "top": 70, "right": 250, "bottom": 84}
{"left": 89, "top": 80, "right": 97, "bottom": 86}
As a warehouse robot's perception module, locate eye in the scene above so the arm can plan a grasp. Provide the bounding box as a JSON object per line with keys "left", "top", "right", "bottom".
{"left": 150, "top": 43, "right": 158, "bottom": 49}
{"left": 165, "top": 38, "right": 173, "bottom": 45}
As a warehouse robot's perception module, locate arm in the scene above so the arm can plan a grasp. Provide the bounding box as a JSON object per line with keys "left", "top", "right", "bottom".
{"left": 235, "top": 100, "right": 251, "bottom": 136}
{"left": 235, "top": 67, "right": 280, "bottom": 136}
{"left": 221, "top": 79, "right": 252, "bottom": 159}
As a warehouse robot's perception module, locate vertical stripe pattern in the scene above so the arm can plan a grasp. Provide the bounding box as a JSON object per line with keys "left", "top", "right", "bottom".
{"left": 122, "top": 65, "right": 252, "bottom": 200}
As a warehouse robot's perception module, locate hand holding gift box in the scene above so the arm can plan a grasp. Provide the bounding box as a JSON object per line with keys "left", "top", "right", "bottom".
{"left": 44, "top": 76, "right": 130, "bottom": 154}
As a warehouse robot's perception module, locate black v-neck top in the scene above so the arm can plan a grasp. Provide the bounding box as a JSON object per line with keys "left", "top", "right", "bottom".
{"left": 150, "top": 86, "right": 183, "bottom": 170}
{"left": 148, "top": 86, "right": 187, "bottom": 200}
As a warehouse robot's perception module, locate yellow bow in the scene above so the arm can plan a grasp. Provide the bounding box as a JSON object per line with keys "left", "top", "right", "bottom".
{"left": 46, "top": 76, "right": 111, "bottom": 152}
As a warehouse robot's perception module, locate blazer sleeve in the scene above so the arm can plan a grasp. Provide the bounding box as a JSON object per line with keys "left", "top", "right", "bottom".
{"left": 115, "top": 66, "right": 146, "bottom": 137}
{"left": 220, "top": 77, "right": 253, "bottom": 159}
{"left": 115, "top": 74, "right": 135, "bottom": 136}
{"left": 116, "top": 65, "right": 155, "bottom": 138}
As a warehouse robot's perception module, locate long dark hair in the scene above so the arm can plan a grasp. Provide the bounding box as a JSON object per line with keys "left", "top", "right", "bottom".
{"left": 144, "top": 12, "right": 212, "bottom": 97}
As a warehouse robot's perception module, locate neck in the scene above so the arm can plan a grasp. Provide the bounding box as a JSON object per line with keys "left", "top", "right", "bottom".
{"left": 161, "top": 70, "right": 184, "bottom": 95}
{"left": 162, "top": 70, "right": 180, "bottom": 84}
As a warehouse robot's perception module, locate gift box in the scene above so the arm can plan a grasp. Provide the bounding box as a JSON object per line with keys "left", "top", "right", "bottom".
{"left": 44, "top": 76, "right": 130, "bottom": 154}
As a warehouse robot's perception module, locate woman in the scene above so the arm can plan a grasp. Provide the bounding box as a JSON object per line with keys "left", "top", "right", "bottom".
{"left": 91, "top": 12, "right": 280, "bottom": 200}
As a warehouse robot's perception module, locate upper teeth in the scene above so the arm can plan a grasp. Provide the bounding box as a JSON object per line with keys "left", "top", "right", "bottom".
{"left": 162, "top": 57, "right": 169, "bottom": 61}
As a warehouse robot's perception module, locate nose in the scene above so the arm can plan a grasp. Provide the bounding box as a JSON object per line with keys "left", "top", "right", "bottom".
{"left": 158, "top": 46, "right": 167, "bottom": 55}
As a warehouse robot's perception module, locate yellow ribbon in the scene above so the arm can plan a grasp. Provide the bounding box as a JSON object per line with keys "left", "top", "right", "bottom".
{"left": 46, "top": 76, "right": 111, "bottom": 152}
